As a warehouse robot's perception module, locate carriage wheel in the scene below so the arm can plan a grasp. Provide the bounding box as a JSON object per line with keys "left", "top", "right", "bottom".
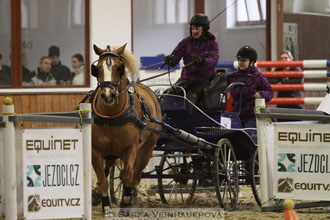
{"left": 249, "top": 149, "right": 283, "bottom": 207}
{"left": 249, "top": 149, "right": 261, "bottom": 206}
{"left": 157, "top": 151, "right": 197, "bottom": 204}
{"left": 214, "top": 138, "right": 239, "bottom": 211}
{"left": 109, "top": 159, "right": 124, "bottom": 205}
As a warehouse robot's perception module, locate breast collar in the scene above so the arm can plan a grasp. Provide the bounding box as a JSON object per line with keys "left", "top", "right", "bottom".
{"left": 91, "top": 88, "right": 148, "bottom": 128}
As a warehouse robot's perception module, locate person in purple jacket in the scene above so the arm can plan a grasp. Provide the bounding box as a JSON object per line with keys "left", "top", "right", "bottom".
{"left": 228, "top": 46, "right": 273, "bottom": 128}
{"left": 164, "top": 13, "right": 219, "bottom": 106}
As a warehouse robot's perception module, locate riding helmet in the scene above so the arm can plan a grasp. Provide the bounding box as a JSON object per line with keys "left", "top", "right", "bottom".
{"left": 190, "top": 14, "right": 210, "bottom": 31}
{"left": 236, "top": 46, "right": 258, "bottom": 62}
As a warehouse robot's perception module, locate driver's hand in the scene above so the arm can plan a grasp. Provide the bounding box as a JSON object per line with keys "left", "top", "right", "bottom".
{"left": 254, "top": 92, "right": 261, "bottom": 99}
{"left": 164, "top": 55, "right": 173, "bottom": 65}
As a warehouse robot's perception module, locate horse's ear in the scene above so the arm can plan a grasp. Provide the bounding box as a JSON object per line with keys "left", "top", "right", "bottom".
{"left": 116, "top": 43, "right": 127, "bottom": 55}
{"left": 93, "top": 44, "right": 103, "bottom": 56}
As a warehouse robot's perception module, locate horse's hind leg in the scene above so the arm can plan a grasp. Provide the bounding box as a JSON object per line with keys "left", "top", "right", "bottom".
{"left": 104, "top": 159, "right": 115, "bottom": 177}
{"left": 92, "top": 148, "right": 113, "bottom": 217}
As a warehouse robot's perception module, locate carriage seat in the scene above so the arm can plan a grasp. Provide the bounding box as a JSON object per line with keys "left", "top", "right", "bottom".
{"left": 202, "top": 72, "right": 228, "bottom": 111}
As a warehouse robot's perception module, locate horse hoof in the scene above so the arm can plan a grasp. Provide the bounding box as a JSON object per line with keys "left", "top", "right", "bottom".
{"left": 120, "top": 202, "right": 132, "bottom": 208}
{"left": 103, "top": 207, "right": 114, "bottom": 218}
{"left": 120, "top": 198, "right": 133, "bottom": 208}
{"left": 92, "top": 189, "right": 102, "bottom": 206}
{"left": 132, "top": 188, "right": 138, "bottom": 204}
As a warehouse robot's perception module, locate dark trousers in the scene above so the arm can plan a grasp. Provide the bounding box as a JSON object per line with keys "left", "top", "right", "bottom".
{"left": 166, "top": 77, "right": 208, "bottom": 106}
{"left": 243, "top": 120, "right": 256, "bottom": 128}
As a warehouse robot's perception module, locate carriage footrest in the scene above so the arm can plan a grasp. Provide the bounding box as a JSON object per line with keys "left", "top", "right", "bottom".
{"left": 195, "top": 127, "right": 227, "bottom": 137}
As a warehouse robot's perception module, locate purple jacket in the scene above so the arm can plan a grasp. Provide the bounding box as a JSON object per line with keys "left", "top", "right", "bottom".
{"left": 169, "top": 32, "right": 219, "bottom": 85}
{"left": 228, "top": 66, "right": 273, "bottom": 122}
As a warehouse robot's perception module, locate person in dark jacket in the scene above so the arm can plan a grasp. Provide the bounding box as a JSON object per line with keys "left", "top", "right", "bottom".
{"left": 164, "top": 14, "right": 219, "bottom": 106}
{"left": 22, "top": 66, "right": 33, "bottom": 83}
{"left": 268, "top": 50, "right": 303, "bottom": 109}
{"left": 23, "top": 56, "right": 56, "bottom": 86}
{"left": 48, "top": 45, "right": 71, "bottom": 85}
{"left": 228, "top": 46, "right": 273, "bottom": 128}
{"left": 0, "top": 53, "right": 12, "bottom": 86}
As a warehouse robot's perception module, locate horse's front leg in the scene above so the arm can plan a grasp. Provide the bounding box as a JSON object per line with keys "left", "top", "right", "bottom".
{"left": 92, "top": 148, "right": 114, "bottom": 217}
{"left": 121, "top": 145, "right": 137, "bottom": 207}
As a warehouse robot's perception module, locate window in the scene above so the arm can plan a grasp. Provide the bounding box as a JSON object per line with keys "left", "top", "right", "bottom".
{"left": 134, "top": 0, "right": 194, "bottom": 60}
{"left": 0, "top": 0, "right": 12, "bottom": 87}
{"left": 71, "top": 0, "right": 85, "bottom": 26}
{"left": 236, "top": 0, "right": 266, "bottom": 26}
{"left": 154, "top": 0, "right": 190, "bottom": 25}
{"left": 1, "top": 0, "right": 89, "bottom": 89}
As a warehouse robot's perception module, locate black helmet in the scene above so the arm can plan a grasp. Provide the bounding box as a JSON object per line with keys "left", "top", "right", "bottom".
{"left": 236, "top": 45, "right": 258, "bottom": 62}
{"left": 190, "top": 14, "right": 210, "bottom": 31}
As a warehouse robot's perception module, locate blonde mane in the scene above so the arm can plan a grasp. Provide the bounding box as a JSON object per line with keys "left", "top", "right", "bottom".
{"left": 112, "top": 46, "right": 140, "bottom": 81}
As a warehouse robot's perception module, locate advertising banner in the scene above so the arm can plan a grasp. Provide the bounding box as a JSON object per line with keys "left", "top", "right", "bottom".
{"left": 23, "top": 128, "right": 84, "bottom": 219}
{"left": 273, "top": 124, "right": 330, "bottom": 200}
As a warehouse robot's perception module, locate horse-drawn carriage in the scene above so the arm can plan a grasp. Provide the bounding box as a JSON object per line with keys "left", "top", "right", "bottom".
{"left": 89, "top": 44, "right": 264, "bottom": 216}
{"left": 107, "top": 91, "right": 262, "bottom": 211}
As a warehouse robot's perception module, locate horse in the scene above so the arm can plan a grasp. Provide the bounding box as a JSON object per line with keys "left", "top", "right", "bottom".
{"left": 90, "top": 44, "right": 162, "bottom": 216}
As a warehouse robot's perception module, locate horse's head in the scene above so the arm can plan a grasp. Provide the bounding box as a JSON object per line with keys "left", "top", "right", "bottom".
{"left": 92, "top": 44, "right": 127, "bottom": 105}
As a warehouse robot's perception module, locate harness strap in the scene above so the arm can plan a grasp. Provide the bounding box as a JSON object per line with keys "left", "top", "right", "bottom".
{"left": 92, "top": 93, "right": 135, "bottom": 126}
{"left": 74, "top": 89, "right": 97, "bottom": 110}
{"left": 92, "top": 91, "right": 149, "bottom": 129}
{"left": 135, "top": 92, "right": 151, "bottom": 121}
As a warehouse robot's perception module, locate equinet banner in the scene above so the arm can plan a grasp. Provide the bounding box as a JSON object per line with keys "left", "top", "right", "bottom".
{"left": 273, "top": 123, "right": 330, "bottom": 200}
{"left": 23, "top": 128, "right": 84, "bottom": 219}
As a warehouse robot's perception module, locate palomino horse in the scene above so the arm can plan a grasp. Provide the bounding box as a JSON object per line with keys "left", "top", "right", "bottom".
{"left": 91, "top": 44, "right": 162, "bottom": 216}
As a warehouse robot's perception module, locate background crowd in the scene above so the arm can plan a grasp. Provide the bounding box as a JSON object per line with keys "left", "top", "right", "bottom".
{"left": 0, "top": 45, "right": 85, "bottom": 86}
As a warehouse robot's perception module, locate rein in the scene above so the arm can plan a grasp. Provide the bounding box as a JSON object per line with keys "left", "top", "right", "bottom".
{"left": 137, "top": 61, "right": 194, "bottom": 83}
{"left": 75, "top": 56, "right": 193, "bottom": 110}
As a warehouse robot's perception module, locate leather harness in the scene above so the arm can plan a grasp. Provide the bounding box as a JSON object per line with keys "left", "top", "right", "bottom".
{"left": 80, "top": 86, "right": 151, "bottom": 128}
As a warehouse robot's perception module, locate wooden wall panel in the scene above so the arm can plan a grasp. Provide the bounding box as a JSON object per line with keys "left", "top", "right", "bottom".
{"left": 284, "top": 13, "right": 330, "bottom": 60}
{"left": 29, "top": 95, "right": 38, "bottom": 128}
{"left": 52, "top": 95, "right": 61, "bottom": 127}
{"left": 45, "top": 95, "right": 54, "bottom": 127}
{"left": 21, "top": 95, "right": 31, "bottom": 128}
{"left": 67, "top": 94, "right": 77, "bottom": 112}
{"left": 13, "top": 95, "right": 22, "bottom": 114}
{"left": 0, "top": 94, "right": 86, "bottom": 128}
{"left": 59, "top": 94, "right": 68, "bottom": 112}
{"left": 284, "top": 13, "right": 330, "bottom": 110}
{"left": 37, "top": 95, "right": 47, "bottom": 127}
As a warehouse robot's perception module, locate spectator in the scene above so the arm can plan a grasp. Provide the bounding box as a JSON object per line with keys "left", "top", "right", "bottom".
{"left": 0, "top": 53, "right": 12, "bottom": 86}
{"left": 71, "top": 53, "right": 85, "bottom": 85}
{"left": 21, "top": 50, "right": 32, "bottom": 84}
{"left": 22, "top": 65, "right": 33, "bottom": 83}
{"left": 48, "top": 45, "right": 71, "bottom": 85}
{"left": 228, "top": 46, "right": 273, "bottom": 128}
{"left": 268, "top": 50, "right": 303, "bottom": 109}
{"left": 164, "top": 13, "right": 219, "bottom": 106}
{"left": 24, "top": 56, "right": 56, "bottom": 86}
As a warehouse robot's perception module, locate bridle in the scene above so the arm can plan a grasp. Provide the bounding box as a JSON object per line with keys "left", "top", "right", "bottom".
{"left": 91, "top": 45, "right": 133, "bottom": 101}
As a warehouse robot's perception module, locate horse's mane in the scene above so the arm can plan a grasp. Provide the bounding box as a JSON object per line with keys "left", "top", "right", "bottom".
{"left": 111, "top": 46, "right": 139, "bottom": 80}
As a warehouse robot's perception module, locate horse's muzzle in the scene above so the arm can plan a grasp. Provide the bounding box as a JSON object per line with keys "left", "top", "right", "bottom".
{"left": 100, "top": 89, "right": 116, "bottom": 105}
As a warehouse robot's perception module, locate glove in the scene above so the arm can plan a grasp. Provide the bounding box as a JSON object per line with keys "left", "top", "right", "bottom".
{"left": 191, "top": 55, "right": 204, "bottom": 65}
{"left": 164, "top": 55, "right": 173, "bottom": 65}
